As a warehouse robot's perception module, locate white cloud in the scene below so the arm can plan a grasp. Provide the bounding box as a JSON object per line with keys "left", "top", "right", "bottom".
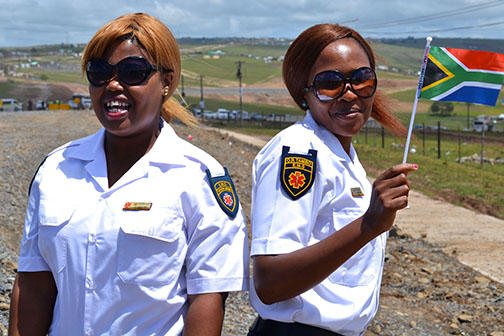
{"left": 0, "top": 0, "right": 503, "bottom": 46}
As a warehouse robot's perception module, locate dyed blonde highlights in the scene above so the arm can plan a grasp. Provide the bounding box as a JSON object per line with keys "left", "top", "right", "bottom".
{"left": 82, "top": 12, "right": 196, "bottom": 126}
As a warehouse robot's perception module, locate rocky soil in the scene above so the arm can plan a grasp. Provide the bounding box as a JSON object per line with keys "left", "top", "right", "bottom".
{"left": 0, "top": 110, "right": 503, "bottom": 335}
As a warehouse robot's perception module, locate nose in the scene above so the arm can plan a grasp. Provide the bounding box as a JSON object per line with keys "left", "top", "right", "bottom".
{"left": 338, "top": 83, "right": 357, "bottom": 101}
{"left": 105, "top": 74, "right": 124, "bottom": 91}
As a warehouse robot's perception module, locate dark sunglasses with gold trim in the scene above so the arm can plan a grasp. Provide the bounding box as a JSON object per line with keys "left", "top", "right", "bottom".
{"left": 86, "top": 56, "right": 170, "bottom": 87}
{"left": 305, "top": 66, "right": 377, "bottom": 102}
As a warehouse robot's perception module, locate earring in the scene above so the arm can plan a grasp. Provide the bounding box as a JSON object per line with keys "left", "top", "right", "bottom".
{"left": 163, "top": 88, "right": 169, "bottom": 96}
{"left": 301, "top": 101, "right": 308, "bottom": 109}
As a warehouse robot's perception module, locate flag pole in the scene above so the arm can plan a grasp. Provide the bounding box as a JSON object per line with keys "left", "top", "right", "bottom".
{"left": 402, "top": 36, "right": 432, "bottom": 163}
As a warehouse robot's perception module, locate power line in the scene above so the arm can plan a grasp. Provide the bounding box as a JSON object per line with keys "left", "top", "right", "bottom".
{"left": 361, "top": 19, "right": 504, "bottom": 35}
{"left": 356, "top": 0, "right": 504, "bottom": 29}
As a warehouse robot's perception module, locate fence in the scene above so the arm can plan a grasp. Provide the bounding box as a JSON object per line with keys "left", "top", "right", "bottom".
{"left": 354, "top": 122, "right": 504, "bottom": 169}
{"left": 201, "top": 116, "right": 504, "bottom": 169}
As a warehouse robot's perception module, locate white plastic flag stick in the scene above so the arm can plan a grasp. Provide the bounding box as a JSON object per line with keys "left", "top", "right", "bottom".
{"left": 403, "top": 36, "right": 433, "bottom": 164}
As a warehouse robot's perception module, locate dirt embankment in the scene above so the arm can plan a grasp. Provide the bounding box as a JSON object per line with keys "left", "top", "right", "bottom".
{"left": 1, "top": 110, "right": 503, "bottom": 335}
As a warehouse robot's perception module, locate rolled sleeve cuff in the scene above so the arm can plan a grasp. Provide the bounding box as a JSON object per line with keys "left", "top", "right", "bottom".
{"left": 250, "top": 237, "right": 304, "bottom": 257}
{"left": 18, "top": 256, "right": 50, "bottom": 272}
{"left": 187, "top": 276, "right": 249, "bottom": 295}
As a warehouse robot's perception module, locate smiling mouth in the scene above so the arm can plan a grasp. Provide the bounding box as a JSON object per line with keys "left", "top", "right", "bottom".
{"left": 331, "top": 109, "right": 361, "bottom": 118}
{"left": 105, "top": 100, "right": 131, "bottom": 117}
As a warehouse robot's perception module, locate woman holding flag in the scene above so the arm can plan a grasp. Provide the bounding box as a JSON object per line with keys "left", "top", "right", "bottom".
{"left": 248, "top": 24, "right": 417, "bottom": 336}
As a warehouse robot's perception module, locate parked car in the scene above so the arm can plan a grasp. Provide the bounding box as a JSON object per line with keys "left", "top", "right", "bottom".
{"left": 0, "top": 98, "right": 23, "bottom": 111}
{"left": 473, "top": 120, "right": 492, "bottom": 132}
{"left": 203, "top": 110, "right": 217, "bottom": 119}
{"left": 249, "top": 112, "right": 265, "bottom": 121}
{"left": 231, "top": 110, "right": 249, "bottom": 120}
{"left": 35, "top": 100, "right": 47, "bottom": 110}
{"left": 216, "top": 108, "right": 231, "bottom": 120}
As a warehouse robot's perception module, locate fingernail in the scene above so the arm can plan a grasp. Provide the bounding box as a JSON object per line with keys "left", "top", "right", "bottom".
{"left": 413, "top": 164, "right": 418, "bottom": 169}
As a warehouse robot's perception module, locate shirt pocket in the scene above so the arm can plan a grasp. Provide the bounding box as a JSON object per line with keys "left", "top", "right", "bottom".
{"left": 38, "top": 207, "right": 73, "bottom": 274}
{"left": 327, "top": 209, "right": 383, "bottom": 287}
{"left": 116, "top": 207, "right": 184, "bottom": 287}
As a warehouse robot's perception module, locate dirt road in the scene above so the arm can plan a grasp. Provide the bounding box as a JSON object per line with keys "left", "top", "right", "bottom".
{"left": 217, "top": 127, "right": 504, "bottom": 285}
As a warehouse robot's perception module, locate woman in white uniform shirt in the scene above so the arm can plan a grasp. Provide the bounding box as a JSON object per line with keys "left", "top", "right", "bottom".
{"left": 248, "top": 24, "right": 417, "bottom": 336}
{"left": 10, "top": 13, "right": 249, "bottom": 336}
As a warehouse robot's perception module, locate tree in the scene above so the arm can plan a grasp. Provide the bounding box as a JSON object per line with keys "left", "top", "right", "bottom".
{"left": 430, "top": 101, "right": 454, "bottom": 116}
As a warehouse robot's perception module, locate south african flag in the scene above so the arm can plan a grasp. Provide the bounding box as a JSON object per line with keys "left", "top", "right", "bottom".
{"left": 420, "top": 46, "right": 504, "bottom": 106}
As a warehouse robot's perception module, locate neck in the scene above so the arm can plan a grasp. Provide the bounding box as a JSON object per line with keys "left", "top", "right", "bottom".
{"left": 336, "top": 135, "right": 352, "bottom": 157}
{"left": 104, "top": 127, "right": 160, "bottom": 187}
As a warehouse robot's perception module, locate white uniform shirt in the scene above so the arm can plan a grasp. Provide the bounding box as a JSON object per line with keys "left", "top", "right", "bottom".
{"left": 18, "top": 121, "right": 249, "bottom": 336}
{"left": 250, "top": 111, "right": 387, "bottom": 336}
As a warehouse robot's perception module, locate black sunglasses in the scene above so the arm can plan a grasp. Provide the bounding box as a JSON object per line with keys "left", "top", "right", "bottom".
{"left": 305, "top": 67, "right": 377, "bottom": 102}
{"left": 86, "top": 56, "right": 165, "bottom": 87}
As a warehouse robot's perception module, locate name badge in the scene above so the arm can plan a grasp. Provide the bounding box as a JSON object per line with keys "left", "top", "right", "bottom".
{"left": 351, "top": 187, "right": 364, "bottom": 197}
{"left": 123, "top": 202, "right": 152, "bottom": 211}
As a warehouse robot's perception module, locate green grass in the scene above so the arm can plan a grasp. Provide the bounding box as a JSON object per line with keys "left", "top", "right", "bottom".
{"left": 181, "top": 55, "right": 282, "bottom": 86}
{"left": 0, "top": 81, "right": 18, "bottom": 97}
{"left": 370, "top": 42, "right": 424, "bottom": 73}
{"left": 355, "top": 141, "right": 504, "bottom": 219}
{"left": 218, "top": 43, "right": 288, "bottom": 58}
{"left": 218, "top": 119, "right": 504, "bottom": 219}
{"left": 16, "top": 68, "right": 87, "bottom": 84}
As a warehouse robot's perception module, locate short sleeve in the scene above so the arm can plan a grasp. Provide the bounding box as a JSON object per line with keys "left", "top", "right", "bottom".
{"left": 181, "top": 175, "right": 249, "bottom": 295}
{"left": 250, "top": 140, "right": 322, "bottom": 257}
{"left": 18, "top": 171, "right": 51, "bottom": 272}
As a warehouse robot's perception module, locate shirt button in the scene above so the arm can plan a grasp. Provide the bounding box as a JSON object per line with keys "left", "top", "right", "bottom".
{"left": 85, "top": 328, "right": 93, "bottom": 335}
{"left": 86, "top": 279, "right": 96, "bottom": 290}
{"left": 89, "top": 233, "right": 96, "bottom": 244}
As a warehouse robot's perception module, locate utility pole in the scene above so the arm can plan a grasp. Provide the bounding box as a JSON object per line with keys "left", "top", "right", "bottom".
{"left": 466, "top": 102, "right": 471, "bottom": 130}
{"left": 200, "top": 75, "right": 204, "bottom": 118}
{"left": 181, "top": 75, "right": 185, "bottom": 100}
{"left": 236, "top": 61, "right": 244, "bottom": 127}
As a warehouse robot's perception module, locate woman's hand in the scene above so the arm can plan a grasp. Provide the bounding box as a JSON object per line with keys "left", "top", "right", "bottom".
{"left": 362, "top": 163, "right": 418, "bottom": 237}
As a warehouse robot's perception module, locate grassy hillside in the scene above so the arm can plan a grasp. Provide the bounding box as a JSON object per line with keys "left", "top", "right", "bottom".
{"left": 374, "top": 37, "right": 504, "bottom": 54}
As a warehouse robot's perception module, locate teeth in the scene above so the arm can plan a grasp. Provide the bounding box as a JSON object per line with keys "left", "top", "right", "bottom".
{"left": 106, "top": 101, "right": 129, "bottom": 108}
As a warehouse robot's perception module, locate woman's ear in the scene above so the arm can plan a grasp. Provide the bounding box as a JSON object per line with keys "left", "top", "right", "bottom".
{"left": 162, "top": 71, "right": 174, "bottom": 94}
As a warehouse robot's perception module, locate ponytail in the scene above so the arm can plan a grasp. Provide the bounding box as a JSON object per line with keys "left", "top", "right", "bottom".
{"left": 161, "top": 96, "right": 197, "bottom": 126}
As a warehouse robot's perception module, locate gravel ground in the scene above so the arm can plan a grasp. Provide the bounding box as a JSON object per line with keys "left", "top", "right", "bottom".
{"left": 1, "top": 110, "right": 503, "bottom": 335}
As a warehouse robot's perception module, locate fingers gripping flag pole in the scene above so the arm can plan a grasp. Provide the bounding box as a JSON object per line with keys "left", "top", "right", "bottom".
{"left": 403, "top": 36, "right": 433, "bottom": 164}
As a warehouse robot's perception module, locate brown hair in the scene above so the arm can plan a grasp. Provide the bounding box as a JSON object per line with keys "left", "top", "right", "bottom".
{"left": 82, "top": 12, "right": 196, "bottom": 126}
{"left": 283, "top": 24, "right": 405, "bottom": 136}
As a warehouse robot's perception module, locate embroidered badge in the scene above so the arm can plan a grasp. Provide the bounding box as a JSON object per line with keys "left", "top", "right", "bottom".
{"left": 280, "top": 146, "right": 317, "bottom": 200}
{"left": 351, "top": 187, "right": 364, "bottom": 197}
{"left": 123, "top": 202, "right": 152, "bottom": 211}
{"left": 206, "top": 167, "right": 239, "bottom": 218}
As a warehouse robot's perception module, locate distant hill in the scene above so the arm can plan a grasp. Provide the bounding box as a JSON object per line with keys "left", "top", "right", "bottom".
{"left": 371, "top": 37, "right": 504, "bottom": 54}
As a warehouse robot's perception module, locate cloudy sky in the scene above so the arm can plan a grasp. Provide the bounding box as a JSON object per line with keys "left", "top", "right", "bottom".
{"left": 1, "top": 0, "right": 504, "bottom": 47}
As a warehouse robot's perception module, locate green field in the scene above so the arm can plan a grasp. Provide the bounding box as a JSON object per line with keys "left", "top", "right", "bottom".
{"left": 355, "top": 139, "right": 504, "bottom": 219}
{"left": 16, "top": 68, "right": 87, "bottom": 84}
{"left": 181, "top": 55, "right": 282, "bottom": 86}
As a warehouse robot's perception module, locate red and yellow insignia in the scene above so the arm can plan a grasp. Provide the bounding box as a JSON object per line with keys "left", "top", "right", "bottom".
{"left": 280, "top": 146, "right": 317, "bottom": 200}
{"left": 206, "top": 168, "right": 239, "bottom": 218}
{"left": 123, "top": 202, "right": 152, "bottom": 211}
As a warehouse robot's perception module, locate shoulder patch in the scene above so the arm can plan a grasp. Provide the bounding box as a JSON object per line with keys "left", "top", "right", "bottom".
{"left": 206, "top": 167, "right": 239, "bottom": 218}
{"left": 280, "top": 146, "right": 317, "bottom": 200}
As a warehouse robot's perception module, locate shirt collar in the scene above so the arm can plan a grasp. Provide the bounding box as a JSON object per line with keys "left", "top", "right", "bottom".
{"left": 303, "top": 110, "right": 357, "bottom": 162}
{"left": 64, "top": 128, "right": 106, "bottom": 161}
{"left": 65, "top": 120, "right": 183, "bottom": 164}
